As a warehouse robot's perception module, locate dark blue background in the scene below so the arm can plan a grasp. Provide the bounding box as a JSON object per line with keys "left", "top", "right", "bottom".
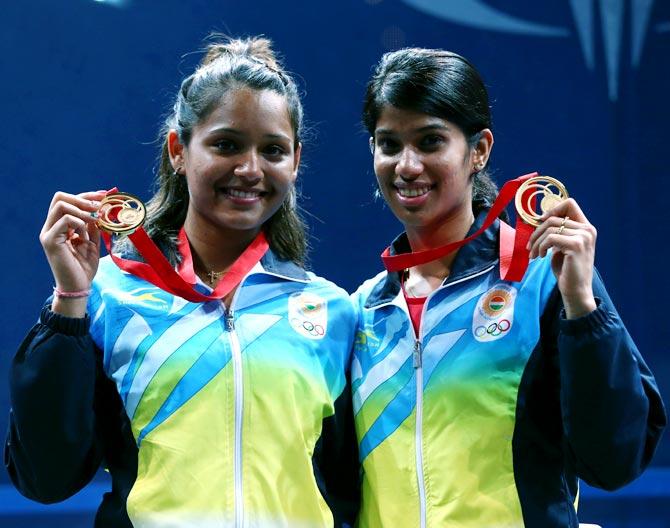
{"left": 2, "top": 0, "right": 669, "bottom": 526}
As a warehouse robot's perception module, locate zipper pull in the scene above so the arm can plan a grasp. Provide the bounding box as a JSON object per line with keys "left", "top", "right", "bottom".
{"left": 225, "top": 309, "right": 235, "bottom": 331}
{"left": 413, "top": 340, "right": 422, "bottom": 368}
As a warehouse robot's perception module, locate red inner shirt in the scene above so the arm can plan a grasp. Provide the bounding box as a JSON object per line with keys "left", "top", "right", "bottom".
{"left": 401, "top": 273, "right": 427, "bottom": 336}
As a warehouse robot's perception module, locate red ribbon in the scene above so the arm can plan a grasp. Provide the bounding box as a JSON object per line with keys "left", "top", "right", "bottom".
{"left": 381, "top": 172, "right": 538, "bottom": 282}
{"left": 99, "top": 193, "right": 269, "bottom": 302}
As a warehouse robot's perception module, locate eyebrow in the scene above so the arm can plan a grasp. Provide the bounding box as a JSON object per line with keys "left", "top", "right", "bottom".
{"left": 375, "top": 124, "right": 451, "bottom": 135}
{"left": 207, "top": 127, "right": 292, "bottom": 142}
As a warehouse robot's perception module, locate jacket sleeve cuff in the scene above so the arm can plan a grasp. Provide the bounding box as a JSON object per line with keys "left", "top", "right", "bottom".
{"left": 40, "top": 305, "right": 90, "bottom": 336}
{"left": 559, "top": 297, "right": 612, "bottom": 335}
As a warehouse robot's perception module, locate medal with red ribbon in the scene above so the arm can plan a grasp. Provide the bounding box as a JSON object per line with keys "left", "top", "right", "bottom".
{"left": 381, "top": 172, "right": 569, "bottom": 282}
{"left": 95, "top": 189, "right": 269, "bottom": 302}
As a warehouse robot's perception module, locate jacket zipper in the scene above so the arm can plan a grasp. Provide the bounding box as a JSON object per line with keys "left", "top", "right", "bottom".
{"left": 225, "top": 308, "right": 244, "bottom": 528}
{"left": 213, "top": 263, "right": 310, "bottom": 528}
{"left": 409, "top": 264, "right": 495, "bottom": 528}
{"left": 414, "top": 338, "right": 426, "bottom": 528}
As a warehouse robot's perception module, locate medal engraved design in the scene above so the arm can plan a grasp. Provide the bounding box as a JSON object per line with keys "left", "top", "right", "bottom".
{"left": 97, "top": 192, "right": 146, "bottom": 235}
{"left": 514, "top": 176, "right": 569, "bottom": 227}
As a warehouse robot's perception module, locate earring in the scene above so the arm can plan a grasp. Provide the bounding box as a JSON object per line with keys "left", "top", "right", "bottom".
{"left": 369, "top": 137, "right": 375, "bottom": 155}
{"left": 173, "top": 166, "right": 182, "bottom": 176}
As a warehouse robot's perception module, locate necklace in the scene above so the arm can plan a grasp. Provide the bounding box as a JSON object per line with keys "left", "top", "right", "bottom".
{"left": 205, "top": 269, "right": 225, "bottom": 286}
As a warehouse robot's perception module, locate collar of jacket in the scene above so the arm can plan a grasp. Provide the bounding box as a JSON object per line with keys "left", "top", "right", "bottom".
{"left": 364, "top": 209, "right": 500, "bottom": 309}
{"left": 259, "top": 249, "right": 310, "bottom": 281}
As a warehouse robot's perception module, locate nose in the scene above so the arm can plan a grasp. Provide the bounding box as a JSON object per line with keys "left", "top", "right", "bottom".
{"left": 234, "top": 149, "right": 263, "bottom": 181}
{"left": 396, "top": 147, "right": 423, "bottom": 179}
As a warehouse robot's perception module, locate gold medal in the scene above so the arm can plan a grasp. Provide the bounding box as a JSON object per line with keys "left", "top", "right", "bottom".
{"left": 96, "top": 192, "right": 146, "bottom": 235}
{"left": 514, "top": 176, "right": 569, "bottom": 227}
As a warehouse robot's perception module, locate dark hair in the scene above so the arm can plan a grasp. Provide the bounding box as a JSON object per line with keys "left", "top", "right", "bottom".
{"left": 141, "top": 36, "right": 307, "bottom": 265}
{"left": 363, "top": 48, "right": 500, "bottom": 215}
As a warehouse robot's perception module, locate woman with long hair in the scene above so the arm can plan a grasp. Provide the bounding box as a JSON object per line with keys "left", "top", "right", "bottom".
{"left": 6, "top": 37, "right": 359, "bottom": 528}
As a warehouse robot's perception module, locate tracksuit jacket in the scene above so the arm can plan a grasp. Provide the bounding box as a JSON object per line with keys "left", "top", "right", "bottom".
{"left": 351, "top": 211, "right": 666, "bottom": 527}
{"left": 5, "top": 249, "right": 359, "bottom": 528}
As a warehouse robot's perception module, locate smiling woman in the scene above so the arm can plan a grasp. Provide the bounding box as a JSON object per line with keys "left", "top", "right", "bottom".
{"left": 169, "top": 87, "right": 301, "bottom": 280}
{"left": 5, "top": 36, "right": 359, "bottom": 528}
{"left": 351, "top": 47, "right": 666, "bottom": 528}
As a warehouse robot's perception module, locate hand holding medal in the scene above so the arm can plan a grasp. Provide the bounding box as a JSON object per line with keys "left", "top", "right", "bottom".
{"left": 39, "top": 190, "right": 107, "bottom": 317}
{"left": 520, "top": 176, "right": 598, "bottom": 318}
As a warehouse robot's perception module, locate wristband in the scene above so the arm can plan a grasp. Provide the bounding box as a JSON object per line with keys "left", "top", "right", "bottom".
{"left": 53, "top": 287, "right": 91, "bottom": 299}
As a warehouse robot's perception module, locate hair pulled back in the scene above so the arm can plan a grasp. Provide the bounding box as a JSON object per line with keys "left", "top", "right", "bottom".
{"left": 363, "top": 48, "right": 500, "bottom": 215}
{"left": 144, "top": 36, "right": 307, "bottom": 265}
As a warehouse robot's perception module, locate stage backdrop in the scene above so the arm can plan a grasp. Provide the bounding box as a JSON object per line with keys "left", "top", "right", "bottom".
{"left": 1, "top": 1, "right": 668, "bottom": 526}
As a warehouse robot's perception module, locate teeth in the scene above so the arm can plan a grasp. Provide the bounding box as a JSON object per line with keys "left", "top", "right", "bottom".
{"left": 397, "top": 187, "right": 430, "bottom": 198}
{"left": 227, "top": 189, "right": 260, "bottom": 199}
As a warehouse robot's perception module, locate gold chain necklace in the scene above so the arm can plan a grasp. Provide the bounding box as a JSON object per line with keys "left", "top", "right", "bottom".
{"left": 205, "top": 269, "right": 225, "bottom": 286}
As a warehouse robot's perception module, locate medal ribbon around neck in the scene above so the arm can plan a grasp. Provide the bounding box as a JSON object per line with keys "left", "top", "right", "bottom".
{"left": 381, "top": 172, "right": 564, "bottom": 282}
{"left": 97, "top": 189, "right": 269, "bottom": 302}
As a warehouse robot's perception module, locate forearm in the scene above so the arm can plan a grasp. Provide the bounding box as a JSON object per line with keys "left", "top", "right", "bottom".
{"left": 6, "top": 306, "right": 103, "bottom": 502}
{"left": 558, "top": 299, "right": 666, "bottom": 489}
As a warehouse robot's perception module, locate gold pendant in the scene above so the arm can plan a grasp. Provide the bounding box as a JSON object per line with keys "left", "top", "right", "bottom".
{"left": 97, "top": 192, "right": 146, "bottom": 235}
{"left": 514, "top": 176, "right": 569, "bottom": 226}
{"left": 206, "top": 270, "right": 224, "bottom": 286}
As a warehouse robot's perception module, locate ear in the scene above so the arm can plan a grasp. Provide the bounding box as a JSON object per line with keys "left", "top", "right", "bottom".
{"left": 472, "top": 128, "right": 494, "bottom": 168}
{"left": 291, "top": 142, "right": 302, "bottom": 181}
{"left": 167, "top": 129, "right": 186, "bottom": 172}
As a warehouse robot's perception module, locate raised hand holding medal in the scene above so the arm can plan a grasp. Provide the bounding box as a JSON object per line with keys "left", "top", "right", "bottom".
{"left": 520, "top": 177, "right": 597, "bottom": 318}
{"left": 39, "top": 190, "right": 106, "bottom": 317}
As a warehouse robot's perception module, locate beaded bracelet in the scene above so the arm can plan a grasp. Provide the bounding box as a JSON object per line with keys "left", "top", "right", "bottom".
{"left": 53, "top": 287, "right": 91, "bottom": 299}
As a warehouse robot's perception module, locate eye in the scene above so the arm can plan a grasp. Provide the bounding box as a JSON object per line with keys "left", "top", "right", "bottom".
{"left": 376, "top": 137, "right": 400, "bottom": 154}
{"left": 419, "top": 134, "right": 444, "bottom": 150}
{"left": 213, "top": 139, "right": 238, "bottom": 153}
{"left": 263, "top": 144, "right": 287, "bottom": 158}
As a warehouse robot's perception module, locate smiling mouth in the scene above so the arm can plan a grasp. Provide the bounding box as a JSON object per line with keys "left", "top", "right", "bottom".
{"left": 219, "top": 188, "right": 267, "bottom": 199}
{"left": 396, "top": 185, "right": 432, "bottom": 198}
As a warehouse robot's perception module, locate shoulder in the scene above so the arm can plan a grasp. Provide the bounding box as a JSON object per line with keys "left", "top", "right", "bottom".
{"left": 90, "top": 256, "right": 172, "bottom": 312}
{"left": 90, "top": 256, "right": 121, "bottom": 301}
{"left": 351, "top": 270, "right": 388, "bottom": 306}
{"left": 304, "top": 272, "right": 356, "bottom": 321}
{"left": 305, "top": 272, "right": 347, "bottom": 296}
{"left": 92, "top": 255, "right": 136, "bottom": 292}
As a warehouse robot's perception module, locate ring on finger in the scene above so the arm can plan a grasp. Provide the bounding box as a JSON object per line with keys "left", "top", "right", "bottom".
{"left": 557, "top": 215, "right": 569, "bottom": 235}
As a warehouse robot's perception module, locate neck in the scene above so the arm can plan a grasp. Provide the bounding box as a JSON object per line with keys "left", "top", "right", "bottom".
{"left": 404, "top": 206, "right": 475, "bottom": 281}
{"left": 183, "top": 215, "right": 260, "bottom": 277}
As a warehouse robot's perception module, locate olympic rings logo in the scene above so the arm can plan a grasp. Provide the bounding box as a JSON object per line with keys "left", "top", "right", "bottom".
{"left": 292, "top": 317, "right": 325, "bottom": 337}
{"left": 474, "top": 319, "right": 511, "bottom": 338}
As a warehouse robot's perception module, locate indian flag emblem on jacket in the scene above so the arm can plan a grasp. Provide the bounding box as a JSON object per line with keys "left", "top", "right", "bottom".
{"left": 488, "top": 294, "right": 507, "bottom": 314}
{"left": 481, "top": 286, "right": 514, "bottom": 318}
{"left": 288, "top": 292, "right": 328, "bottom": 340}
{"left": 473, "top": 284, "right": 517, "bottom": 342}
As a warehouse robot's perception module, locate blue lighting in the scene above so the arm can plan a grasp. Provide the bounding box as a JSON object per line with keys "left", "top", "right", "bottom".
{"left": 92, "top": 0, "right": 129, "bottom": 7}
